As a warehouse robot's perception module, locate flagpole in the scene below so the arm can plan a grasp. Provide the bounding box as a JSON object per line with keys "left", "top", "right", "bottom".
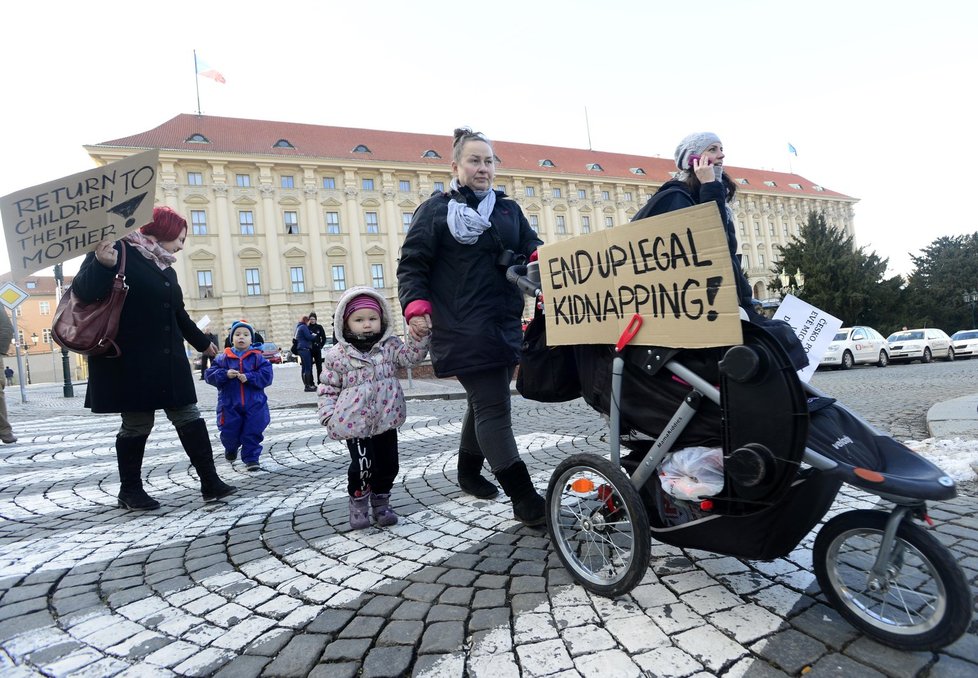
{"left": 193, "top": 49, "right": 201, "bottom": 115}
{"left": 584, "top": 107, "right": 592, "bottom": 151}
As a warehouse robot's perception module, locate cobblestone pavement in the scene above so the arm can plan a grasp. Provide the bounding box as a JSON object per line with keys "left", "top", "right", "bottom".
{"left": 0, "top": 362, "right": 976, "bottom": 677}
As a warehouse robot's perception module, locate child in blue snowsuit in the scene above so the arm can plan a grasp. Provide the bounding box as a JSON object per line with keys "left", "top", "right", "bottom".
{"left": 205, "top": 320, "right": 273, "bottom": 471}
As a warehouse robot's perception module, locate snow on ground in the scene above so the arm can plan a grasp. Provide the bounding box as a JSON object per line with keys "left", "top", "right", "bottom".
{"left": 905, "top": 437, "right": 978, "bottom": 482}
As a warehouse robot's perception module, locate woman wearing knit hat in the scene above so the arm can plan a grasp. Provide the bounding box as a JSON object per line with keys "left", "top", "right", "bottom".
{"left": 317, "top": 287, "right": 430, "bottom": 529}
{"left": 397, "top": 127, "right": 548, "bottom": 527}
{"left": 631, "top": 132, "right": 807, "bottom": 369}
{"left": 294, "top": 315, "right": 316, "bottom": 392}
{"left": 70, "top": 206, "right": 236, "bottom": 510}
{"left": 205, "top": 320, "right": 274, "bottom": 471}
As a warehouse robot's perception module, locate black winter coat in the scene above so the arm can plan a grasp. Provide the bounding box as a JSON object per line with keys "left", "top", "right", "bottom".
{"left": 72, "top": 241, "right": 211, "bottom": 413}
{"left": 397, "top": 187, "right": 543, "bottom": 377}
{"left": 633, "top": 178, "right": 753, "bottom": 308}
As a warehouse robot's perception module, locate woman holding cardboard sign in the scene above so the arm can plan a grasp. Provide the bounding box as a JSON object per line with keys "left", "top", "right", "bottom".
{"left": 633, "top": 132, "right": 807, "bottom": 370}
{"left": 397, "top": 127, "right": 546, "bottom": 526}
{"left": 72, "top": 207, "right": 236, "bottom": 511}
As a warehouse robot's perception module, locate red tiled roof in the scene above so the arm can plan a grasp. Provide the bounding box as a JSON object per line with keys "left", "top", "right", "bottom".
{"left": 92, "top": 114, "right": 852, "bottom": 200}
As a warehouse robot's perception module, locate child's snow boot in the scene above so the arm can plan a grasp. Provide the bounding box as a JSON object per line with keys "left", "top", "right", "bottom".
{"left": 349, "top": 491, "right": 372, "bottom": 529}
{"left": 370, "top": 493, "right": 398, "bottom": 527}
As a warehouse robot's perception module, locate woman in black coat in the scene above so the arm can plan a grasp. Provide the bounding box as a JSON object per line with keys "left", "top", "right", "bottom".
{"left": 397, "top": 127, "right": 546, "bottom": 526}
{"left": 73, "top": 207, "right": 236, "bottom": 510}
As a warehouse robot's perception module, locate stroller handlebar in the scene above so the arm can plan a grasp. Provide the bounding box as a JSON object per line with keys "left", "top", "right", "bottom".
{"left": 506, "top": 264, "right": 542, "bottom": 299}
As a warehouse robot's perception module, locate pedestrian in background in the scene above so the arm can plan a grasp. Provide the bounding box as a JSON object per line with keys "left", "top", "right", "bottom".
{"left": 71, "top": 206, "right": 236, "bottom": 510}
{"left": 0, "top": 311, "right": 18, "bottom": 444}
{"left": 199, "top": 325, "right": 219, "bottom": 380}
{"left": 206, "top": 320, "right": 273, "bottom": 472}
{"left": 294, "top": 315, "right": 316, "bottom": 392}
{"left": 308, "top": 312, "right": 328, "bottom": 385}
{"left": 397, "top": 127, "right": 547, "bottom": 526}
{"left": 318, "top": 287, "right": 429, "bottom": 529}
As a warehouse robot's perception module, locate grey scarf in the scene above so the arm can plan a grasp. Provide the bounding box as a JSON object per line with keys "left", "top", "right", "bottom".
{"left": 446, "top": 178, "right": 496, "bottom": 245}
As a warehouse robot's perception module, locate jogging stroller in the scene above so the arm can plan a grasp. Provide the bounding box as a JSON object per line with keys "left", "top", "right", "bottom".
{"left": 509, "top": 266, "right": 972, "bottom": 651}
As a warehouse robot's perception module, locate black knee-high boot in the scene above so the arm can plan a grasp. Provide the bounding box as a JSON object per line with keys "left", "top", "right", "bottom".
{"left": 176, "top": 419, "right": 237, "bottom": 502}
{"left": 457, "top": 451, "right": 499, "bottom": 498}
{"left": 494, "top": 460, "right": 546, "bottom": 526}
{"left": 116, "top": 434, "right": 160, "bottom": 510}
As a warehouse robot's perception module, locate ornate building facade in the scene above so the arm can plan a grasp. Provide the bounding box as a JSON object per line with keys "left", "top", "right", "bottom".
{"left": 86, "top": 115, "right": 857, "bottom": 346}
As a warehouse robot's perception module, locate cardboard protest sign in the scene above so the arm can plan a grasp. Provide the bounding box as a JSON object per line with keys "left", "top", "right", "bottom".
{"left": 1, "top": 149, "right": 159, "bottom": 279}
{"left": 771, "top": 294, "right": 842, "bottom": 383}
{"left": 538, "top": 202, "right": 743, "bottom": 348}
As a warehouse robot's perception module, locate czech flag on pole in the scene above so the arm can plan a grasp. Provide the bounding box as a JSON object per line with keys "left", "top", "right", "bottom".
{"left": 788, "top": 143, "right": 798, "bottom": 156}
{"left": 196, "top": 53, "right": 226, "bottom": 84}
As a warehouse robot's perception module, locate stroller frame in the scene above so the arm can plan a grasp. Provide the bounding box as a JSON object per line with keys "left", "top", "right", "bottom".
{"left": 545, "top": 318, "right": 972, "bottom": 651}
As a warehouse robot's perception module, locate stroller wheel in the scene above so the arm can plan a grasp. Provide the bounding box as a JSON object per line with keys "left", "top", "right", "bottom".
{"left": 813, "top": 509, "right": 971, "bottom": 651}
{"left": 546, "top": 454, "right": 650, "bottom": 598}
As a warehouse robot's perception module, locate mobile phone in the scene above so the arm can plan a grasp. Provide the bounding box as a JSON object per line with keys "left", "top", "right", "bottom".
{"left": 689, "top": 154, "right": 711, "bottom": 167}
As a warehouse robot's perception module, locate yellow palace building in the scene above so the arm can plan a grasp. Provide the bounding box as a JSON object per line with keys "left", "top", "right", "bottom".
{"left": 86, "top": 115, "right": 856, "bottom": 346}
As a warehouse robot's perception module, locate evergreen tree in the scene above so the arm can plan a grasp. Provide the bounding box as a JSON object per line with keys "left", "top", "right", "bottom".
{"left": 771, "top": 211, "right": 904, "bottom": 329}
{"left": 903, "top": 234, "right": 978, "bottom": 331}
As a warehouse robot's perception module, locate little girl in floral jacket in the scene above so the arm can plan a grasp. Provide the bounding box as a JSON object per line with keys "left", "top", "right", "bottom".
{"left": 318, "top": 287, "right": 430, "bottom": 529}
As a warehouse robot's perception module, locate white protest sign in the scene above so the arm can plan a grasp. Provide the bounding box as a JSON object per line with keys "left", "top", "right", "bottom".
{"left": 196, "top": 315, "right": 212, "bottom": 331}
{"left": 1, "top": 149, "right": 159, "bottom": 279}
{"left": 772, "top": 294, "right": 843, "bottom": 383}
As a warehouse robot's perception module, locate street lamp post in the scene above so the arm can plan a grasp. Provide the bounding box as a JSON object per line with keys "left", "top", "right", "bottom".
{"left": 23, "top": 342, "right": 31, "bottom": 385}
{"left": 778, "top": 268, "right": 806, "bottom": 298}
{"left": 964, "top": 291, "right": 978, "bottom": 330}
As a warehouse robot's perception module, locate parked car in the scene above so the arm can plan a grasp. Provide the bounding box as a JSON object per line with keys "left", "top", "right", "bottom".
{"left": 257, "top": 342, "right": 283, "bottom": 364}
{"left": 885, "top": 328, "right": 954, "bottom": 363}
{"left": 819, "top": 326, "right": 890, "bottom": 369}
{"left": 950, "top": 329, "right": 978, "bottom": 359}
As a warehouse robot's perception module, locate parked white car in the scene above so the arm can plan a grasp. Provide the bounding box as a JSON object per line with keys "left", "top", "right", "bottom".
{"left": 886, "top": 328, "right": 954, "bottom": 363}
{"left": 950, "top": 329, "right": 978, "bottom": 359}
{"left": 819, "top": 326, "right": 890, "bottom": 369}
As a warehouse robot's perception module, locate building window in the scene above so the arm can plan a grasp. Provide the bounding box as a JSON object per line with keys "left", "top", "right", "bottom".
{"left": 325, "top": 211, "right": 340, "bottom": 234}
{"left": 422, "top": 149, "right": 441, "bottom": 158}
{"left": 740, "top": 223, "right": 746, "bottom": 235}
{"left": 578, "top": 189, "right": 587, "bottom": 200}
{"left": 758, "top": 253, "right": 766, "bottom": 267}
{"left": 235, "top": 174, "right": 251, "bottom": 187}
{"left": 768, "top": 224, "right": 775, "bottom": 236}
{"left": 362, "top": 178, "right": 374, "bottom": 190}
{"left": 623, "top": 192, "right": 632, "bottom": 201}
{"left": 552, "top": 187, "right": 562, "bottom": 198}
{"left": 525, "top": 186, "right": 536, "bottom": 197}
{"left": 539, "top": 159, "right": 555, "bottom": 167}
{"left": 42, "top": 328, "right": 52, "bottom": 343}
{"left": 581, "top": 215, "right": 591, "bottom": 233}
{"left": 323, "top": 177, "right": 336, "bottom": 189}
{"left": 433, "top": 181, "right": 445, "bottom": 192}
{"left": 555, "top": 215, "right": 566, "bottom": 234}
{"left": 290, "top": 267, "right": 305, "bottom": 293}
{"left": 187, "top": 133, "right": 209, "bottom": 143}
{"left": 742, "top": 254, "right": 750, "bottom": 270}
{"left": 332, "top": 265, "right": 347, "bottom": 291}
{"left": 630, "top": 168, "right": 646, "bottom": 175}
{"left": 528, "top": 214, "right": 539, "bottom": 231}
{"left": 586, "top": 163, "right": 604, "bottom": 172}
{"left": 601, "top": 190, "right": 610, "bottom": 200}
{"left": 402, "top": 212, "right": 413, "bottom": 232}
{"left": 39, "top": 301, "right": 51, "bottom": 315}
{"left": 371, "top": 264, "right": 385, "bottom": 288}
{"left": 496, "top": 184, "right": 506, "bottom": 193}
{"left": 284, "top": 211, "right": 299, "bottom": 234}
{"left": 782, "top": 224, "right": 789, "bottom": 236}
{"left": 245, "top": 268, "right": 261, "bottom": 296}
{"left": 365, "top": 212, "right": 379, "bottom": 234}
{"left": 197, "top": 270, "right": 214, "bottom": 298}
{"left": 605, "top": 216, "right": 614, "bottom": 228}
{"left": 239, "top": 211, "right": 255, "bottom": 235}
{"left": 190, "top": 210, "right": 207, "bottom": 236}
{"left": 352, "top": 144, "right": 371, "bottom": 153}
{"left": 188, "top": 171, "right": 203, "bottom": 186}
{"left": 281, "top": 175, "right": 295, "bottom": 189}
{"left": 399, "top": 179, "right": 411, "bottom": 192}
{"left": 763, "top": 180, "right": 776, "bottom": 187}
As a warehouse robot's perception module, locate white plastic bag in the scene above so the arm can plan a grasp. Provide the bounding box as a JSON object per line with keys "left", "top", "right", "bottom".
{"left": 658, "top": 446, "right": 724, "bottom": 501}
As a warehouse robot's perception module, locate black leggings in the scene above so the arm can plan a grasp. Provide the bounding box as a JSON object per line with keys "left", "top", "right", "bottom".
{"left": 346, "top": 428, "right": 399, "bottom": 496}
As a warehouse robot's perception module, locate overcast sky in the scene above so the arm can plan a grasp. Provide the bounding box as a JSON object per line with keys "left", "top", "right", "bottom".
{"left": 2, "top": 0, "right": 973, "bottom": 280}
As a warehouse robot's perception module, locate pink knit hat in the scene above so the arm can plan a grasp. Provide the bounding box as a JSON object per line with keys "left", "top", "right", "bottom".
{"left": 344, "top": 294, "right": 382, "bottom": 321}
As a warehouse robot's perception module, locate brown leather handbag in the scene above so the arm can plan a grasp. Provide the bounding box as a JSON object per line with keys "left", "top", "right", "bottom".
{"left": 52, "top": 245, "right": 128, "bottom": 358}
